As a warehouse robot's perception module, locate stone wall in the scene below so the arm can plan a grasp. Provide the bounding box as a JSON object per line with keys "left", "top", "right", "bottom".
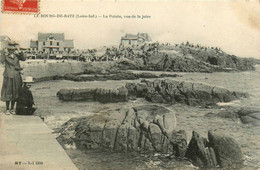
{"left": 21, "top": 61, "right": 87, "bottom": 81}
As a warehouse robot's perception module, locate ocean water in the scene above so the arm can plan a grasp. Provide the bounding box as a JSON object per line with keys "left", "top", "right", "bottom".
{"left": 31, "top": 65, "right": 260, "bottom": 170}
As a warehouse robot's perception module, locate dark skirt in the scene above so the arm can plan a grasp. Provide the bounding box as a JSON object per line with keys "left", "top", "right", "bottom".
{"left": 16, "top": 103, "right": 36, "bottom": 115}
{"left": 1, "top": 74, "right": 22, "bottom": 101}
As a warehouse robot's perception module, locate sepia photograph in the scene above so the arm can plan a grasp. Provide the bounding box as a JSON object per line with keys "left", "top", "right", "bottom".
{"left": 0, "top": 1, "right": 260, "bottom": 169}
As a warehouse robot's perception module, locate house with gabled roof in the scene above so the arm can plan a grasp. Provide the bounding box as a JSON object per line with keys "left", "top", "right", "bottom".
{"left": 120, "top": 33, "right": 152, "bottom": 47}
{"left": 30, "top": 33, "right": 74, "bottom": 53}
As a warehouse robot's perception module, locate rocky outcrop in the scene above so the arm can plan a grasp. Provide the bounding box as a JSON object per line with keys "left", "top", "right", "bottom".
{"left": 208, "top": 130, "right": 243, "bottom": 168}
{"left": 116, "top": 58, "right": 144, "bottom": 70}
{"left": 56, "top": 106, "right": 244, "bottom": 169}
{"left": 216, "top": 110, "right": 238, "bottom": 120}
{"left": 185, "top": 131, "right": 217, "bottom": 168}
{"left": 54, "top": 71, "right": 180, "bottom": 82}
{"left": 237, "top": 107, "right": 260, "bottom": 126}
{"left": 57, "top": 79, "right": 248, "bottom": 106}
{"left": 55, "top": 105, "right": 187, "bottom": 157}
{"left": 205, "top": 107, "right": 260, "bottom": 126}
{"left": 189, "top": 48, "right": 255, "bottom": 71}
{"left": 137, "top": 45, "right": 255, "bottom": 72}
{"left": 57, "top": 89, "right": 96, "bottom": 101}
{"left": 113, "top": 50, "right": 255, "bottom": 72}
{"left": 57, "top": 87, "right": 128, "bottom": 103}
{"left": 126, "top": 79, "right": 249, "bottom": 107}
{"left": 125, "top": 83, "right": 148, "bottom": 100}
{"left": 95, "top": 87, "right": 128, "bottom": 103}
{"left": 186, "top": 130, "right": 243, "bottom": 168}
{"left": 144, "top": 53, "right": 215, "bottom": 72}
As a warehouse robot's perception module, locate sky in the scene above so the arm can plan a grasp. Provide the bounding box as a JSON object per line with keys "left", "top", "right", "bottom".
{"left": 1, "top": 1, "right": 260, "bottom": 59}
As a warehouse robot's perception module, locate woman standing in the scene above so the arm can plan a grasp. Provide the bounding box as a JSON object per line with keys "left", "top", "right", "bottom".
{"left": 1, "top": 43, "right": 26, "bottom": 115}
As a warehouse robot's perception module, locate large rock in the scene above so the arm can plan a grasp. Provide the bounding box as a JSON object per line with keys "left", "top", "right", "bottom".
{"left": 185, "top": 130, "right": 243, "bottom": 168}
{"left": 238, "top": 107, "right": 260, "bottom": 117}
{"left": 169, "top": 130, "right": 187, "bottom": 157}
{"left": 185, "top": 131, "right": 217, "bottom": 168}
{"left": 143, "top": 46, "right": 255, "bottom": 72}
{"left": 240, "top": 116, "right": 260, "bottom": 126}
{"left": 144, "top": 53, "right": 213, "bottom": 72}
{"left": 55, "top": 105, "right": 186, "bottom": 157}
{"left": 136, "top": 83, "right": 148, "bottom": 98}
{"left": 57, "top": 88, "right": 96, "bottom": 101}
{"left": 95, "top": 87, "right": 128, "bottom": 103}
{"left": 208, "top": 130, "right": 243, "bottom": 168}
{"left": 141, "top": 79, "right": 248, "bottom": 107}
{"left": 57, "top": 79, "right": 248, "bottom": 107}
{"left": 237, "top": 107, "right": 260, "bottom": 126}
{"left": 206, "top": 107, "right": 260, "bottom": 126}
{"left": 56, "top": 116, "right": 95, "bottom": 147}
{"left": 216, "top": 110, "right": 238, "bottom": 120}
{"left": 125, "top": 83, "right": 137, "bottom": 100}
{"left": 57, "top": 87, "right": 128, "bottom": 103}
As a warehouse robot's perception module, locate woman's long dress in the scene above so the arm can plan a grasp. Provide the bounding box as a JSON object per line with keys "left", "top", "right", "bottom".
{"left": 1, "top": 52, "right": 26, "bottom": 101}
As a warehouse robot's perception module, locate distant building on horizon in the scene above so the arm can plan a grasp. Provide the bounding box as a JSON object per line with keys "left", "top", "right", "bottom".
{"left": 30, "top": 33, "right": 74, "bottom": 53}
{"left": 120, "top": 33, "right": 152, "bottom": 47}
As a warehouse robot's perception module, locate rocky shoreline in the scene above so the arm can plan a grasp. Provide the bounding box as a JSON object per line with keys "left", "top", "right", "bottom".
{"left": 55, "top": 104, "right": 246, "bottom": 169}
{"left": 53, "top": 78, "right": 259, "bottom": 169}
{"left": 56, "top": 78, "right": 259, "bottom": 127}
{"left": 57, "top": 79, "right": 249, "bottom": 107}
{"left": 21, "top": 49, "right": 257, "bottom": 83}
{"left": 20, "top": 56, "right": 258, "bottom": 169}
{"left": 26, "top": 67, "right": 259, "bottom": 169}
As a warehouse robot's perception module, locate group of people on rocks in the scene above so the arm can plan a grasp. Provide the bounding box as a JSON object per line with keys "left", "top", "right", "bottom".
{"left": 97, "top": 42, "right": 160, "bottom": 62}
{"left": 23, "top": 41, "right": 162, "bottom": 64}
{"left": 177, "top": 41, "right": 224, "bottom": 54}
{"left": 1, "top": 41, "right": 36, "bottom": 116}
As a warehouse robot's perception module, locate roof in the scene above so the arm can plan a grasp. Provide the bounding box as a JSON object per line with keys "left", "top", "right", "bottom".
{"left": 64, "top": 40, "right": 74, "bottom": 48}
{"left": 121, "top": 38, "right": 138, "bottom": 40}
{"left": 121, "top": 33, "right": 152, "bottom": 41}
{"left": 30, "top": 40, "right": 38, "bottom": 48}
{"left": 38, "top": 33, "right": 65, "bottom": 41}
{"left": 121, "top": 34, "right": 138, "bottom": 40}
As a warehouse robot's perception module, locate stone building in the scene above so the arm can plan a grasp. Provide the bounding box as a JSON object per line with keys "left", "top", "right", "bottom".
{"left": 30, "top": 33, "right": 74, "bottom": 53}
{"left": 120, "top": 33, "right": 152, "bottom": 47}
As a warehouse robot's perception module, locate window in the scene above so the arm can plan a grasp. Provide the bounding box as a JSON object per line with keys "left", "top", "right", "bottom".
{"left": 57, "top": 42, "right": 59, "bottom": 46}
{"left": 43, "top": 42, "right": 45, "bottom": 45}
{"left": 49, "top": 35, "right": 55, "bottom": 40}
{"left": 129, "top": 40, "right": 131, "bottom": 45}
{"left": 50, "top": 41, "right": 53, "bottom": 45}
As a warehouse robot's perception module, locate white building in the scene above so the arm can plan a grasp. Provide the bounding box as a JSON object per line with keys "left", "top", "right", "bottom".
{"left": 120, "top": 33, "right": 152, "bottom": 47}
{"left": 30, "top": 33, "right": 74, "bottom": 53}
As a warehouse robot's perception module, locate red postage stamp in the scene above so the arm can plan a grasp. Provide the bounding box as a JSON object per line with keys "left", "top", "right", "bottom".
{"left": 2, "top": 0, "right": 39, "bottom": 14}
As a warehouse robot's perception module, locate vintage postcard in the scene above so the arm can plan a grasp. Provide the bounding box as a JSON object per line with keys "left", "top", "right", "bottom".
{"left": 0, "top": 1, "right": 260, "bottom": 170}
